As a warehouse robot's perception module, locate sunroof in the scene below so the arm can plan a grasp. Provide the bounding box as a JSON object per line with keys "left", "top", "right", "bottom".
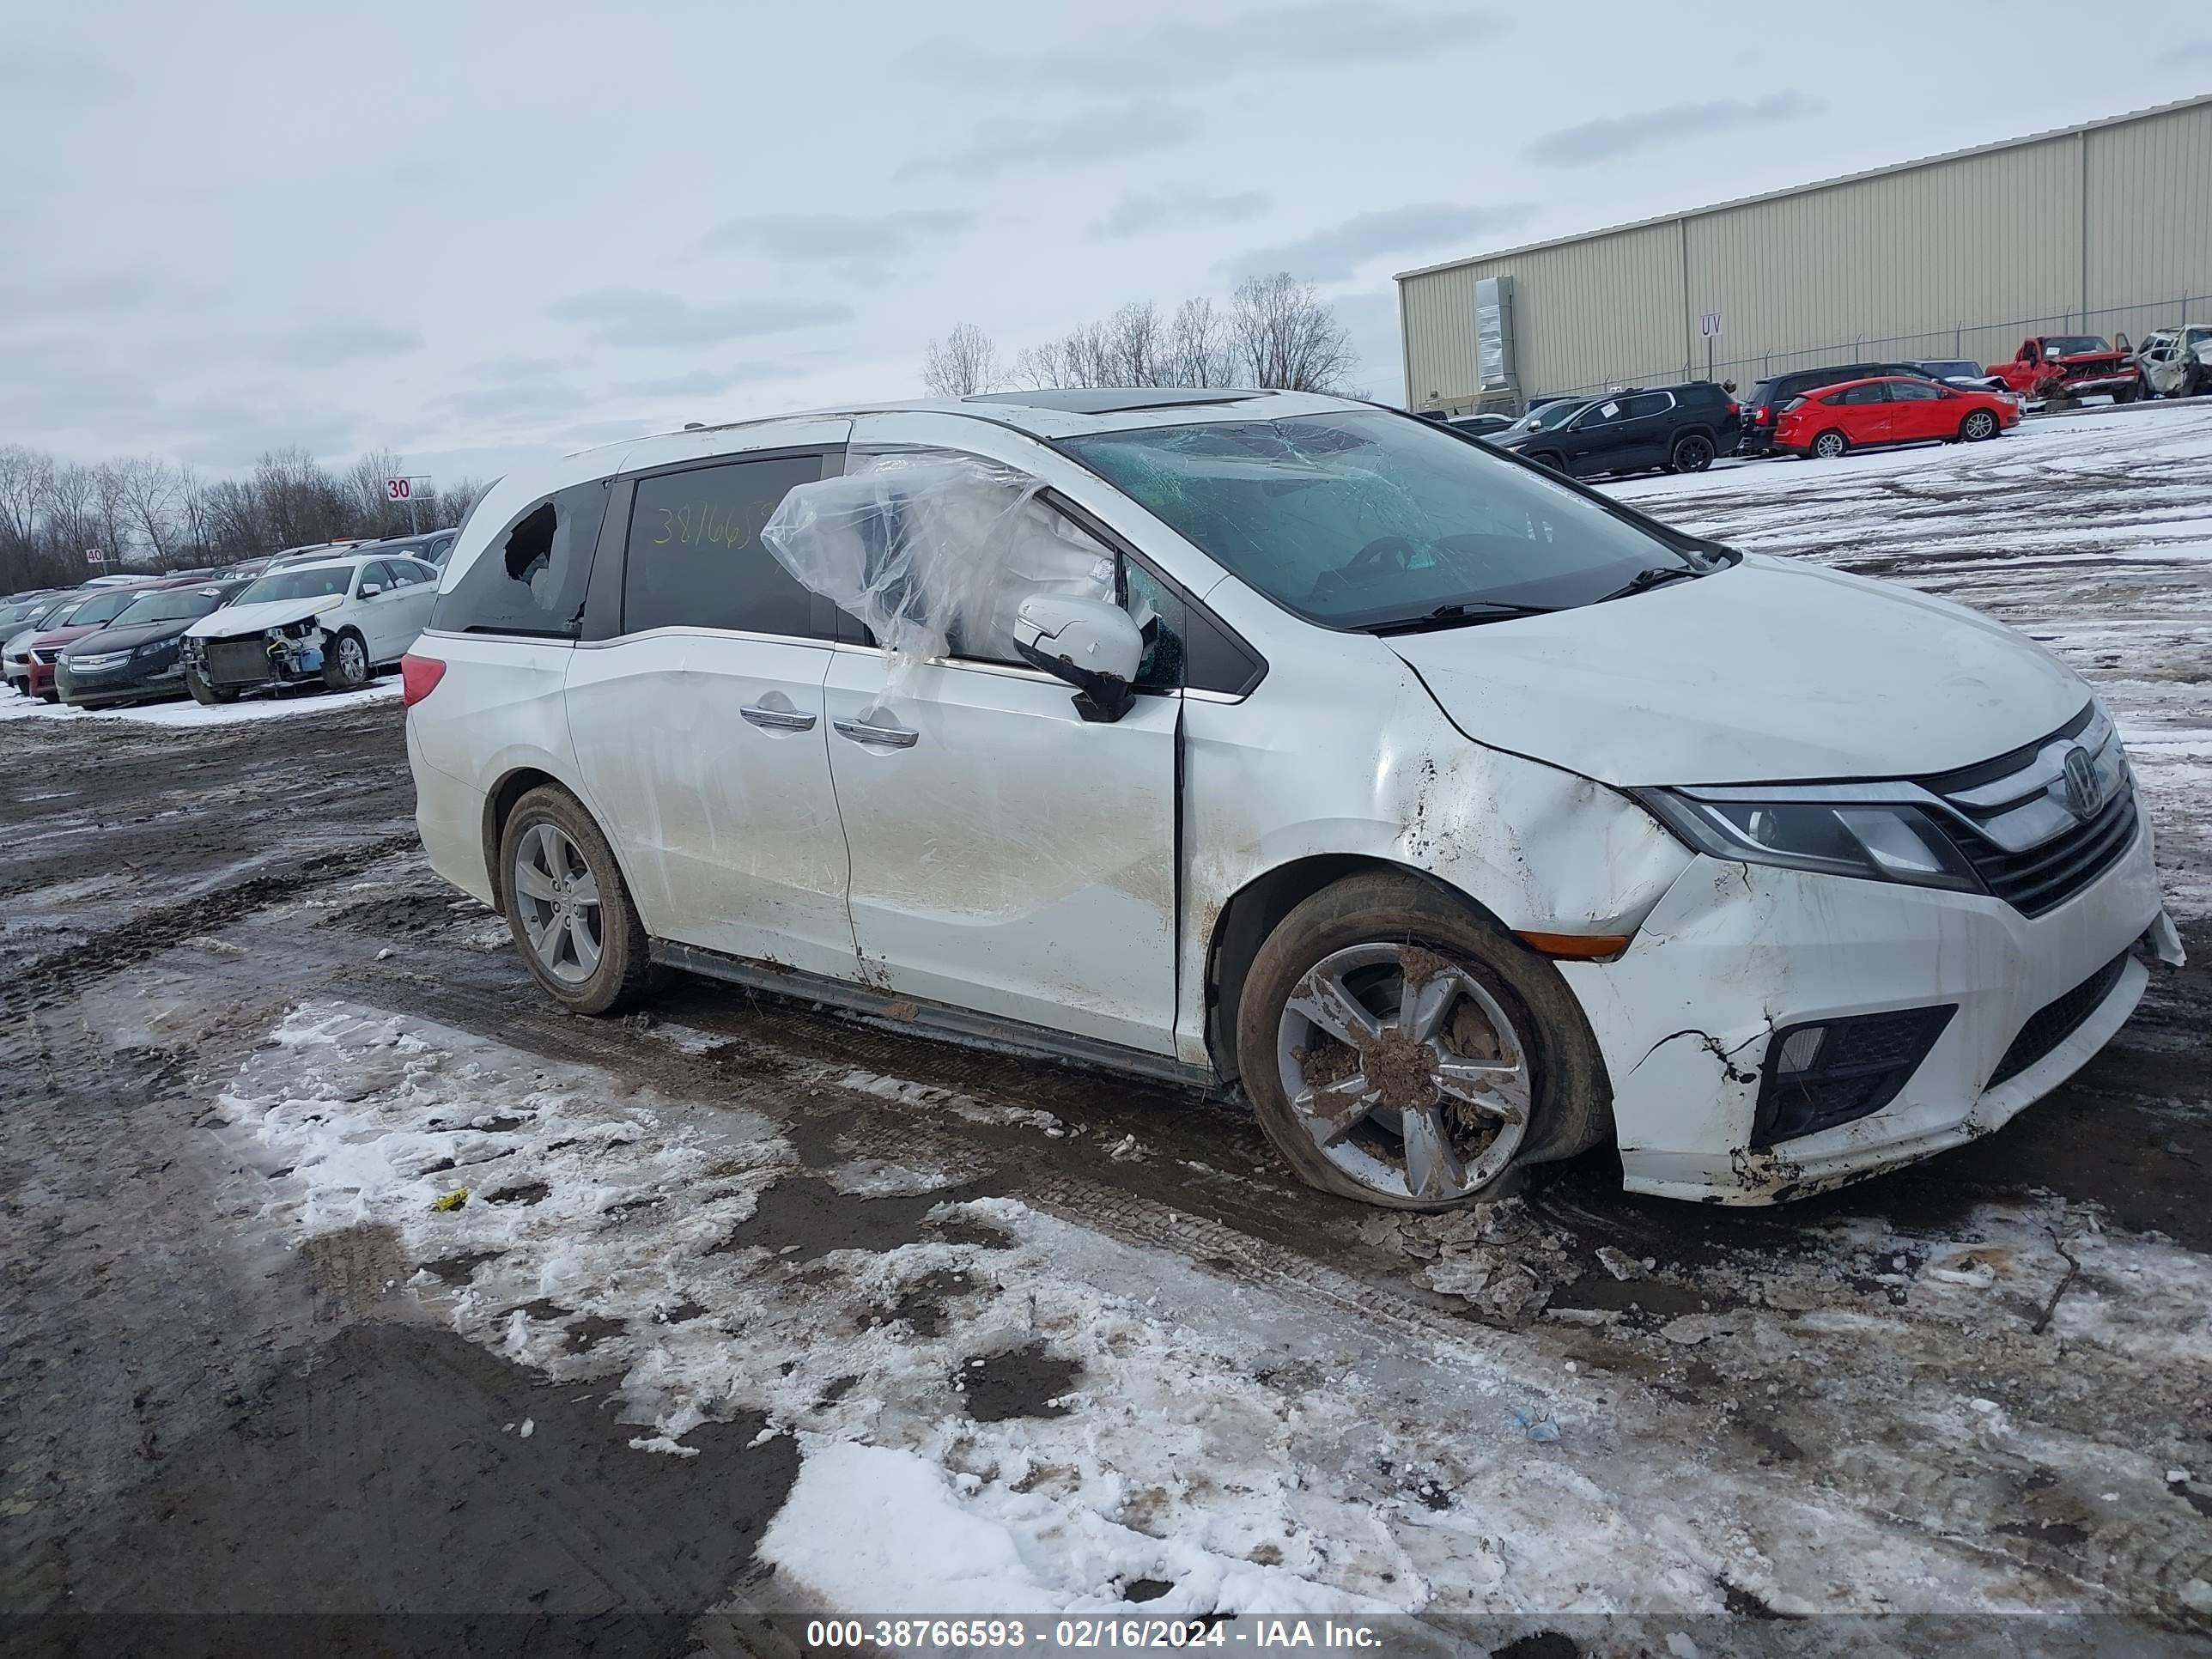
{"left": 963, "top": 387, "right": 1265, "bottom": 414}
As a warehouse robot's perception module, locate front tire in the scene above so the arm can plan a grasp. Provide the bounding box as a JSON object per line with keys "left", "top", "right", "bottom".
{"left": 1670, "top": 432, "right": 1716, "bottom": 473}
{"left": 1810, "top": 428, "right": 1849, "bottom": 459}
{"left": 498, "top": 786, "right": 654, "bottom": 1014}
{"left": 322, "top": 629, "right": 370, "bottom": 691}
{"left": 186, "top": 666, "right": 237, "bottom": 705}
{"left": 1235, "top": 872, "right": 1607, "bottom": 1211}
{"left": 1959, "top": 409, "right": 1999, "bottom": 442}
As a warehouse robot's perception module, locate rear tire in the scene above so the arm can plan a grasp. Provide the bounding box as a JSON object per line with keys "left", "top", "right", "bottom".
{"left": 322, "top": 629, "right": 370, "bottom": 691}
{"left": 1810, "top": 428, "right": 1849, "bottom": 459}
{"left": 1234, "top": 871, "right": 1608, "bottom": 1212}
{"left": 1959, "top": 409, "right": 1999, "bottom": 442}
{"left": 498, "top": 786, "right": 655, "bottom": 1015}
{"left": 1670, "top": 432, "right": 1717, "bottom": 473}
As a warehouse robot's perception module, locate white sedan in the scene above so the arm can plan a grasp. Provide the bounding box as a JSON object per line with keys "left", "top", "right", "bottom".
{"left": 181, "top": 553, "right": 438, "bottom": 703}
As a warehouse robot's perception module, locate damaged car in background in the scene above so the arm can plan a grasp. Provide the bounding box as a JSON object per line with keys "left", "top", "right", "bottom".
{"left": 55, "top": 579, "right": 251, "bottom": 708}
{"left": 401, "top": 388, "right": 2185, "bottom": 1212}
{"left": 181, "top": 553, "right": 439, "bottom": 704}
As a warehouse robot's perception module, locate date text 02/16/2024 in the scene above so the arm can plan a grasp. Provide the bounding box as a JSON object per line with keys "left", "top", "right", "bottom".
{"left": 803, "top": 1619, "right": 1388, "bottom": 1650}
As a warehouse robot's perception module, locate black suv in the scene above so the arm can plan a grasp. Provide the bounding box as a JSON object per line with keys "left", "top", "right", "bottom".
{"left": 1740, "top": 362, "right": 1929, "bottom": 455}
{"left": 1495, "top": 381, "right": 1739, "bottom": 479}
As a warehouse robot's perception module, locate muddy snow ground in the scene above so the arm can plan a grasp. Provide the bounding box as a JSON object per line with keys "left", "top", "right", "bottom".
{"left": 3, "top": 407, "right": 2209, "bottom": 1658}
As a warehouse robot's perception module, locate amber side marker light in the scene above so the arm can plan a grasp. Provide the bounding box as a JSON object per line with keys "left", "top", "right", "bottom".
{"left": 1516, "top": 931, "right": 1632, "bottom": 962}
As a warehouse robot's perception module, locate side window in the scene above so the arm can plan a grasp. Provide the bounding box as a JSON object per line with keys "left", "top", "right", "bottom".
{"left": 1617, "top": 392, "right": 1671, "bottom": 419}
{"left": 943, "top": 495, "right": 1115, "bottom": 666}
{"left": 429, "top": 480, "right": 610, "bottom": 639}
{"left": 1123, "top": 562, "right": 1185, "bottom": 691}
{"left": 1573, "top": 400, "right": 1622, "bottom": 428}
{"left": 388, "top": 560, "right": 430, "bottom": 586}
{"left": 1890, "top": 380, "right": 1940, "bottom": 402}
{"left": 1832, "top": 384, "right": 1883, "bottom": 405}
{"left": 356, "top": 562, "right": 390, "bottom": 593}
{"left": 624, "top": 455, "right": 822, "bottom": 638}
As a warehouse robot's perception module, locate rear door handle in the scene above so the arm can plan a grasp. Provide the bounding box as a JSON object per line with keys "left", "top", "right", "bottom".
{"left": 741, "top": 703, "right": 817, "bottom": 732}
{"left": 832, "top": 716, "right": 918, "bottom": 749}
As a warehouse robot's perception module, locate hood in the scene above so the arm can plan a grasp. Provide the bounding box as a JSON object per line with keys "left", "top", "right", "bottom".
{"left": 185, "top": 596, "right": 337, "bottom": 638}
{"left": 62, "top": 619, "right": 194, "bottom": 657}
{"left": 24, "top": 623, "right": 106, "bottom": 653}
{"left": 1386, "top": 555, "right": 2089, "bottom": 787}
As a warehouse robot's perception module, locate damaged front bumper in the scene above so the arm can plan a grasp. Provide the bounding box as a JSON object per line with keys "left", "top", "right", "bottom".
{"left": 1558, "top": 799, "right": 2176, "bottom": 1204}
{"left": 184, "top": 624, "right": 328, "bottom": 695}
{"left": 57, "top": 652, "right": 189, "bottom": 707}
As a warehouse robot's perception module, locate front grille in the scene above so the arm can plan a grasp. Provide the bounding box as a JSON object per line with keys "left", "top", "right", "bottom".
{"left": 1987, "top": 951, "right": 2130, "bottom": 1089}
{"left": 1918, "top": 703, "right": 2140, "bottom": 917}
{"left": 30, "top": 647, "right": 58, "bottom": 665}
{"left": 204, "top": 639, "right": 273, "bottom": 684}
{"left": 1949, "top": 791, "right": 2138, "bottom": 916}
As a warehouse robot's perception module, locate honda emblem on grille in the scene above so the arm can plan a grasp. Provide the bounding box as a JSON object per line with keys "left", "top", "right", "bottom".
{"left": 2057, "top": 744, "right": 2101, "bottom": 820}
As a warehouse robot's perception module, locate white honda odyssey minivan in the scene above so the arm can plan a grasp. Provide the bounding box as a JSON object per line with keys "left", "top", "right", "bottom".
{"left": 402, "top": 388, "right": 2183, "bottom": 1210}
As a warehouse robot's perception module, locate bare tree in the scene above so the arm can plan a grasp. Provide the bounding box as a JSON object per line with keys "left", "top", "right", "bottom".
{"left": 110, "top": 456, "right": 185, "bottom": 566}
{"left": 1164, "top": 297, "right": 1237, "bottom": 388}
{"left": 923, "top": 324, "right": 1002, "bottom": 398}
{"left": 1230, "top": 272, "right": 1358, "bottom": 393}
{"left": 43, "top": 463, "right": 102, "bottom": 570}
{"left": 0, "top": 445, "right": 52, "bottom": 555}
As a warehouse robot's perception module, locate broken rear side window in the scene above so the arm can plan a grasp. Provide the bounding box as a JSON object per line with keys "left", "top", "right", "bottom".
{"left": 430, "top": 482, "right": 609, "bottom": 639}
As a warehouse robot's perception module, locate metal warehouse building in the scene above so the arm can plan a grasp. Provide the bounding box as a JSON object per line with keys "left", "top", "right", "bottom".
{"left": 1397, "top": 93, "right": 2212, "bottom": 412}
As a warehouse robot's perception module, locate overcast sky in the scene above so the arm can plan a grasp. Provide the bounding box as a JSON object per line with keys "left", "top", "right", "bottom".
{"left": 6, "top": 1, "right": 2209, "bottom": 488}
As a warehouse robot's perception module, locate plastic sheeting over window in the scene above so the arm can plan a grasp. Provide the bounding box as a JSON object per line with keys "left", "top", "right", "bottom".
{"left": 760, "top": 450, "right": 1115, "bottom": 698}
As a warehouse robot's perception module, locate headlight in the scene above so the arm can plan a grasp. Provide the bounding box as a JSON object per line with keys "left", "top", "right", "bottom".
{"left": 1634, "top": 790, "right": 1983, "bottom": 891}
{"left": 135, "top": 639, "right": 174, "bottom": 659}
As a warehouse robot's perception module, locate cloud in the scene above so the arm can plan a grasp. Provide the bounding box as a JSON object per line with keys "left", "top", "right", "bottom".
{"left": 900, "top": 100, "right": 1203, "bottom": 181}
{"left": 0, "top": 271, "right": 159, "bottom": 313}
{"left": 548, "top": 288, "right": 853, "bottom": 348}
{"left": 1232, "top": 202, "right": 1534, "bottom": 282}
{"left": 972, "top": 3, "right": 1498, "bottom": 88}
{"left": 611, "top": 361, "right": 810, "bottom": 399}
{"left": 1524, "top": 93, "right": 1822, "bottom": 167}
{"left": 2176, "top": 37, "right": 2212, "bottom": 61}
{"left": 434, "top": 380, "right": 587, "bottom": 422}
{"left": 0, "top": 39, "right": 129, "bottom": 111}
{"left": 263, "top": 318, "right": 424, "bottom": 367}
{"left": 1093, "top": 188, "right": 1272, "bottom": 239}
{"left": 695, "top": 209, "right": 974, "bottom": 262}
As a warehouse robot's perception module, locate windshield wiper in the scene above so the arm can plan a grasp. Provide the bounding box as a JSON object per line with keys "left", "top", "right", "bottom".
{"left": 1591, "top": 565, "right": 1702, "bottom": 604}
{"left": 1363, "top": 600, "right": 1557, "bottom": 635}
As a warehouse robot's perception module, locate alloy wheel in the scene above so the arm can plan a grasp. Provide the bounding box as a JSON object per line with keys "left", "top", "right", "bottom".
{"left": 512, "top": 823, "right": 605, "bottom": 985}
{"left": 1814, "top": 432, "right": 1846, "bottom": 459}
{"left": 1273, "top": 941, "right": 1530, "bottom": 1203}
{"left": 337, "top": 635, "right": 367, "bottom": 681}
{"left": 1963, "top": 411, "right": 1996, "bottom": 440}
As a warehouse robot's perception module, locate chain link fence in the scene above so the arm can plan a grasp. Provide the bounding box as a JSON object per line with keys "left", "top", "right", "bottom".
{"left": 1533, "top": 293, "right": 2204, "bottom": 403}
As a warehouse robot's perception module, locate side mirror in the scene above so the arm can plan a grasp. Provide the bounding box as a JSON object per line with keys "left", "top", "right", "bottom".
{"left": 1013, "top": 593, "right": 1141, "bottom": 723}
{"left": 360, "top": 583, "right": 384, "bottom": 597}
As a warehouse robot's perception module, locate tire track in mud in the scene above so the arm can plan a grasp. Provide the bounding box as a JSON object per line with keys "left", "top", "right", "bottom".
{"left": 0, "top": 831, "right": 422, "bottom": 1022}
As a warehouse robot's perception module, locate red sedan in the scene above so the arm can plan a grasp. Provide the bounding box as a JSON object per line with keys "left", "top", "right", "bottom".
{"left": 1772, "top": 375, "right": 2020, "bottom": 459}
{"left": 15, "top": 580, "right": 193, "bottom": 702}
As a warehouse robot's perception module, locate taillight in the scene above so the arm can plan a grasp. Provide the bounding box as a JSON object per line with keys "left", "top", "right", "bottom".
{"left": 1725, "top": 400, "right": 1740, "bottom": 417}
{"left": 1756, "top": 404, "right": 1771, "bottom": 424}
{"left": 401, "top": 653, "right": 446, "bottom": 708}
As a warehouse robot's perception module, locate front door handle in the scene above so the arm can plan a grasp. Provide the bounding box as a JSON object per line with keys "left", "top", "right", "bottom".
{"left": 741, "top": 703, "right": 817, "bottom": 732}
{"left": 832, "top": 716, "right": 918, "bottom": 750}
